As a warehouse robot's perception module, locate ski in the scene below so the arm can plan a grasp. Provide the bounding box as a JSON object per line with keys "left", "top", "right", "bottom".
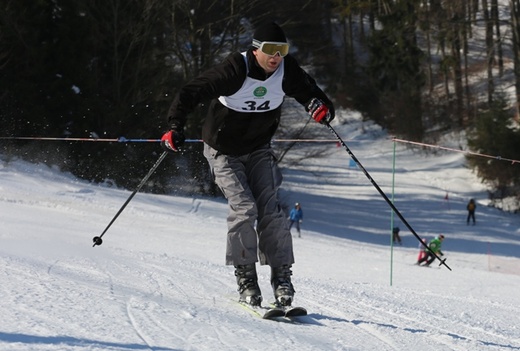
{"left": 238, "top": 301, "right": 307, "bottom": 321}
{"left": 263, "top": 307, "right": 286, "bottom": 319}
{"left": 263, "top": 305, "right": 307, "bottom": 320}
{"left": 283, "top": 306, "right": 307, "bottom": 318}
{"left": 270, "top": 304, "right": 307, "bottom": 319}
{"left": 238, "top": 301, "right": 283, "bottom": 319}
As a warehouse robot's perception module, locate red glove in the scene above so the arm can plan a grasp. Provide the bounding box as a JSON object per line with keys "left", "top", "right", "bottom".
{"left": 306, "top": 98, "right": 334, "bottom": 124}
{"left": 161, "top": 130, "right": 185, "bottom": 152}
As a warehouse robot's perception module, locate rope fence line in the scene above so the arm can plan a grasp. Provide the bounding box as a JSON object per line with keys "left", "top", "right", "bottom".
{"left": 0, "top": 136, "right": 166, "bottom": 143}
{"left": 0, "top": 136, "right": 339, "bottom": 143}
{"left": 1, "top": 135, "right": 519, "bottom": 164}
{"left": 391, "top": 138, "right": 520, "bottom": 165}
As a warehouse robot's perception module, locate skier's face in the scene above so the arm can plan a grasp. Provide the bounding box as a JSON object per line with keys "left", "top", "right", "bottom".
{"left": 253, "top": 49, "right": 283, "bottom": 73}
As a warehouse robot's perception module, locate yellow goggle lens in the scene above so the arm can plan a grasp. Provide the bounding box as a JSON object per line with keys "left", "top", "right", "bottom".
{"left": 258, "top": 42, "right": 289, "bottom": 57}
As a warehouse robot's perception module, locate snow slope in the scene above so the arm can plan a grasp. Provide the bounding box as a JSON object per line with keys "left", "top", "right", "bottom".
{"left": 1, "top": 115, "right": 520, "bottom": 351}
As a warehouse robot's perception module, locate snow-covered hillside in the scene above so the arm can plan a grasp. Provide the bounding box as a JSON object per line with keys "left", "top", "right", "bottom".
{"left": 1, "top": 114, "right": 520, "bottom": 350}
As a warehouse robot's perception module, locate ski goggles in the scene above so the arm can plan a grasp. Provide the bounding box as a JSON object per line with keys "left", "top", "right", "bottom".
{"left": 252, "top": 39, "right": 290, "bottom": 57}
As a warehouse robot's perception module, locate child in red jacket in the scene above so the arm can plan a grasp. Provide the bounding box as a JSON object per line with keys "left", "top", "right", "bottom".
{"left": 416, "top": 238, "right": 428, "bottom": 263}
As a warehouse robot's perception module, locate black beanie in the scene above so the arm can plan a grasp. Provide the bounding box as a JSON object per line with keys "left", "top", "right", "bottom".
{"left": 253, "top": 22, "right": 287, "bottom": 43}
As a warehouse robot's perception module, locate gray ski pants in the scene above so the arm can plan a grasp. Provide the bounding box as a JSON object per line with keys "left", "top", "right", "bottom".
{"left": 203, "top": 143, "right": 294, "bottom": 267}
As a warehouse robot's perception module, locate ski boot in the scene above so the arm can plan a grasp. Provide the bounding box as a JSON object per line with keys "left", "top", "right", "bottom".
{"left": 235, "top": 264, "right": 262, "bottom": 306}
{"left": 271, "top": 264, "right": 295, "bottom": 307}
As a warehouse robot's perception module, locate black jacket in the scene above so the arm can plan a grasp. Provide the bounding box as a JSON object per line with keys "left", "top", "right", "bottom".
{"left": 167, "top": 49, "right": 334, "bottom": 155}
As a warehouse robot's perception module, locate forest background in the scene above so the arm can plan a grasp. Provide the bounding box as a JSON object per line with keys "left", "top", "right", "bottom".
{"left": 1, "top": 0, "right": 520, "bottom": 210}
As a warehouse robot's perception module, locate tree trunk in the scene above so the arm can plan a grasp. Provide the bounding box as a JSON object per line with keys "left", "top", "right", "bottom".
{"left": 483, "top": 0, "right": 495, "bottom": 104}
{"left": 491, "top": 0, "right": 503, "bottom": 77}
{"left": 510, "top": 0, "right": 520, "bottom": 121}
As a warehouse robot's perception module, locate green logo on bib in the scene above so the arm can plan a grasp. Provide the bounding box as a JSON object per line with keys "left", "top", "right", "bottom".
{"left": 253, "top": 86, "right": 267, "bottom": 97}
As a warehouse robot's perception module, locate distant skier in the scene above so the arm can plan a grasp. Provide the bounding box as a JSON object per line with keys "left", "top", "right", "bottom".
{"left": 417, "top": 234, "right": 445, "bottom": 266}
{"left": 416, "top": 237, "right": 428, "bottom": 263}
{"left": 466, "top": 199, "right": 476, "bottom": 225}
{"left": 288, "top": 203, "right": 303, "bottom": 238}
{"left": 392, "top": 226, "right": 402, "bottom": 245}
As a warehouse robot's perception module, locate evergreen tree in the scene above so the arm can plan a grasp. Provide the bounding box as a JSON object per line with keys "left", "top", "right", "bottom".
{"left": 467, "top": 95, "right": 520, "bottom": 198}
{"left": 365, "top": 0, "right": 425, "bottom": 140}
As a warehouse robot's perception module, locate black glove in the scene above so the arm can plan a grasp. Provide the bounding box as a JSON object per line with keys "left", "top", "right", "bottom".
{"left": 161, "top": 129, "right": 185, "bottom": 152}
{"left": 306, "top": 98, "right": 335, "bottom": 124}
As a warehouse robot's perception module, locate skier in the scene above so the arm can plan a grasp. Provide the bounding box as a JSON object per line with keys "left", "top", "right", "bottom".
{"left": 392, "top": 226, "right": 402, "bottom": 245}
{"left": 288, "top": 203, "right": 303, "bottom": 238}
{"left": 161, "top": 22, "right": 335, "bottom": 308}
{"left": 466, "top": 198, "right": 476, "bottom": 225}
{"left": 416, "top": 237, "right": 428, "bottom": 263}
{"left": 417, "top": 234, "right": 445, "bottom": 266}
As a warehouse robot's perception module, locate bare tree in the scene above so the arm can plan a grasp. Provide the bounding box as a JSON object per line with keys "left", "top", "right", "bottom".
{"left": 483, "top": 0, "right": 495, "bottom": 105}
{"left": 510, "top": 0, "right": 520, "bottom": 119}
{"left": 491, "top": 0, "right": 504, "bottom": 77}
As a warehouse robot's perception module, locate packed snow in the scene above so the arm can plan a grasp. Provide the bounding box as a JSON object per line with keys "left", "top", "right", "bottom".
{"left": 1, "top": 113, "right": 520, "bottom": 351}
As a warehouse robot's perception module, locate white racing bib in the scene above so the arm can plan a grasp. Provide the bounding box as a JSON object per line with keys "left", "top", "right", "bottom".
{"left": 218, "top": 52, "right": 285, "bottom": 112}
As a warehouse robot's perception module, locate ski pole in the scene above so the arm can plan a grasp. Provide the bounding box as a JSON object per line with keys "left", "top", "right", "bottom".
{"left": 325, "top": 123, "right": 452, "bottom": 271}
{"left": 92, "top": 151, "right": 168, "bottom": 247}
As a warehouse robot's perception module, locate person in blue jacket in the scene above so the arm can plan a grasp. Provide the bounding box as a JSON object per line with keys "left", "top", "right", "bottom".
{"left": 288, "top": 203, "right": 303, "bottom": 238}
